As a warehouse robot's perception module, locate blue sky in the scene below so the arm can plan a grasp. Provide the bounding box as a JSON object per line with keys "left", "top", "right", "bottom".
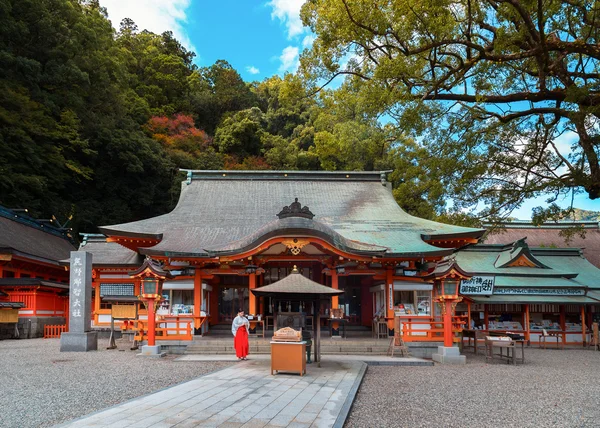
{"left": 98, "top": 0, "right": 600, "bottom": 219}
{"left": 99, "top": 0, "right": 310, "bottom": 80}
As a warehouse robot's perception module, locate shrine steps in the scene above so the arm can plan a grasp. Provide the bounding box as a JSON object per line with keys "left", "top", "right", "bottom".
{"left": 184, "top": 337, "right": 392, "bottom": 355}
{"left": 207, "top": 323, "right": 375, "bottom": 338}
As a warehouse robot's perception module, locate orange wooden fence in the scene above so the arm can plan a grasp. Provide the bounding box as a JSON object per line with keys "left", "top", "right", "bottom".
{"left": 401, "top": 316, "right": 466, "bottom": 343}
{"left": 134, "top": 319, "right": 193, "bottom": 341}
{"left": 44, "top": 324, "right": 67, "bottom": 339}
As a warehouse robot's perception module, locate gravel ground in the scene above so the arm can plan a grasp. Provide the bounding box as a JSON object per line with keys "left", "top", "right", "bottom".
{"left": 347, "top": 348, "right": 600, "bottom": 428}
{"left": 0, "top": 338, "right": 231, "bottom": 428}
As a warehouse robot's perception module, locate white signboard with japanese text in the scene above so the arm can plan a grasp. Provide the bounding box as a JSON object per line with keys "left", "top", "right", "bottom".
{"left": 494, "top": 287, "right": 585, "bottom": 296}
{"left": 459, "top": 276, "right": 495, "bottom": 295}
{"left": 388, "top": 283, "right": 393, "bottom": 310}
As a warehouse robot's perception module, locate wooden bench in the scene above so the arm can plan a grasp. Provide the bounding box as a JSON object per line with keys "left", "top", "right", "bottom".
{"left": 539, "top": 329, "right": 564, "bottom": 349}
{"left": 485, "top": 337, "right": 525, "bottom": 365}
{"left": 462, "top": 329, "right": 487, "bottom": 355}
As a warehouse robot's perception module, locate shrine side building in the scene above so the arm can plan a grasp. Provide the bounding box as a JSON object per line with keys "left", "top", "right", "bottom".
{"left": 79, "top": 170, "right": 600, "bottom": 346}
{"left": 0, "top": 206, "right": 74, "bottom": 338}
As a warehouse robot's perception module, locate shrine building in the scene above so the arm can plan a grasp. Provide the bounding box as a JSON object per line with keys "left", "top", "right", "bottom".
{"left": 78, "top": 170, "right": 600, "bottom": 348}
{"left": 0, "top": 206, "right": 74, "bottom": 338}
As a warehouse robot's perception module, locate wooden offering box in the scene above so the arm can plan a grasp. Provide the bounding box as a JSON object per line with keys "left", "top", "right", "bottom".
{"left": 271, "top": 326, "right": 302, "bottom": 342}
{"left": 271, "top": 341, "right": 306, "bottom": 376}
{"left": 271, "top": 327, "right": 306, "bottom": 376}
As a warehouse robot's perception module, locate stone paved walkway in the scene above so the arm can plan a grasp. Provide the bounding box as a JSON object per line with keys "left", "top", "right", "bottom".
{"left": 56, "top": 359, "right": 366, "bottom": 428}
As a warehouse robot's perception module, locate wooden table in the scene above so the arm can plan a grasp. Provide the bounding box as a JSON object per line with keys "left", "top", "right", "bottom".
{"left": 249, "top": 319, "right": 265, "bottom": 338}
{"left": 485, "top": 339, "right": 525, "bottom": 364}
{"left": 270, "top": 341, "right": 307, "bottom": 376}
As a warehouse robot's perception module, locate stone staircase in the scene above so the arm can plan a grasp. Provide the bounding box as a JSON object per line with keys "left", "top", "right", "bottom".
{"left": 185, "top": 324, "right": 390, "bottom": 355}
{"left": 185, "top": 337, "right": 392, "bottom": 355}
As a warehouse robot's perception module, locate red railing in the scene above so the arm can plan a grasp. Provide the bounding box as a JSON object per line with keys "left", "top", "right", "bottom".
{"left": 44, "top": 324, "right": 67, "bottom": 339}
{"left": 400, "top": 316, "right": 466, "bottom": 343}
{"left": 134, "top": 319, "right": 193, "bottom": 341}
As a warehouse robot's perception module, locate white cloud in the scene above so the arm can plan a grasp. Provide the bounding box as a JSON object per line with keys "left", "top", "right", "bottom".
{"left": 268, "top": 0, "right": 307, "bottom": 39}
{"left": 246, "top": 66, "right": 260, "bottom": 75}
{"left": 301, "top": 34, "right": 315, "bottom": 48}
{"left": 99, "top": 0, "right": 196, "bottom": 54}
{"left": 278, "top": 46, "right": 300, "bottom": 73}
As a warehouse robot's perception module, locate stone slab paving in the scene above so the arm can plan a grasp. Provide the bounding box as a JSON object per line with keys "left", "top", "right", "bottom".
{"left": 55, "top": 359, "right": 366, "bottom": 428}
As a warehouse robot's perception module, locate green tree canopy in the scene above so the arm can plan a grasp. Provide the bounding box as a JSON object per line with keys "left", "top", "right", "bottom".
{"left": 301, "top": 0, "right": 600, "bottom": 221}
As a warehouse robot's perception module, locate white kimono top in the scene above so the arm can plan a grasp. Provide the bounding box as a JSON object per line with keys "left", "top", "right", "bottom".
{"left": 232, "top": 315, "right": 250, "bottom": 336}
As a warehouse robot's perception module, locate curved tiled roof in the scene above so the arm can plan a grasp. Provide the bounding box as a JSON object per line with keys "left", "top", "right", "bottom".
{"left": 99, "top": 170, "right": 484, "bottom": 258}
{"left": 251, "top": 270, "right": 344, "bottom": 296}
{"left": 483, "top": 222, "right": 600, "bottom": 269}
{"left": 0, "top": 208, "right": 76, "bottom": 263}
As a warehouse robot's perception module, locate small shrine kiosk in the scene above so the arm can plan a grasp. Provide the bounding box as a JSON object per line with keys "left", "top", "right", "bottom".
{"left": 251, "top": 266, "right": 344, "bottom": 363}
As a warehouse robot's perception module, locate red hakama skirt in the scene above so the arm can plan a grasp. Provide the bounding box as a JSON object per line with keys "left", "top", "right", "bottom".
{"left": 234, "top": 326, "right": 249, "bottom": 358}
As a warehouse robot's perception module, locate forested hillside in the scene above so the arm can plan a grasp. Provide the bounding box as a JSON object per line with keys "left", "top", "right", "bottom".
{"left": 3, "top": 0, "right": 596, "bottom": 236}
{"left": 1, "top": 0, "right": 460, "bottom": 234}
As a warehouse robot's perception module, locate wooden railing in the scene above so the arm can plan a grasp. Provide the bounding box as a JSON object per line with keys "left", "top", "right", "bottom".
{"left": 400, "top": 316, "right": 466, "bottom": 343}
{"left": 44, "top": 324, "right": 67, "bottom": 339}
{"left": 134, "top": 319, "right": 193, "bottom": 341}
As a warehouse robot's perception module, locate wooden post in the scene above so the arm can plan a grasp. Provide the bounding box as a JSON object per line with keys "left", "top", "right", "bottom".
{"left": 467, "top": 300, "right": 472, "bottom": 329}
{"left": 581, "top": 305, "right": 586, "bottom": 347}
{"left": 249, "top": 273, "right": 257, "bottom": 315}
{"left": 147, "top": 297, "right": 156, "bottom": 346}
{"left": 386, "top": 267, "right": 394, "bottom": 333}
{"left": 443, "top": 300, "right": 454, "bottom": 347}
{"left": 484, "top": 304, "right": 489, "bottom": 331}
{"left": 259, "top": 273, "right": 264, "bottom": 315}
{"left": 316, "top": 298, "right": 321, "bottom": 366}
{"left": 331, "top": 270, "right": 339, "bottom": 308}
{"left": 93, "top": 280, "right": 100, "bottom": 326}
{"left": 331, "top": 270, "right": 339, "bottom": 333}
{"left": 524, "top": 304, "right": 531, "bottom": 345}
{"left": 560, "top": 305, "right": 566, "bottom": 344}
{"left": 194, "top": 270, "right": 202, "bottom": 333}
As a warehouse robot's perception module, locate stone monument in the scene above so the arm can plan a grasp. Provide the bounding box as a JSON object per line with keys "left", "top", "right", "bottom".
{"left": 60, "top": 251, "right": 98, "bottom": 351}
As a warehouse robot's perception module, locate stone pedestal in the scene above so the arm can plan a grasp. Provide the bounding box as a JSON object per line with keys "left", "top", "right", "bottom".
{"left": 138, "top": 344, "right": 165, "bottom": 358}
{"left": 432, "top": 346, "right": 466, "bottom": 364}
{"left": 60, "top": 332, "right": 98, "bottom": 352}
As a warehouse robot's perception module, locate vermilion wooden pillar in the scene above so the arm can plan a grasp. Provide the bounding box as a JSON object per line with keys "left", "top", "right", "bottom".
{"left": 146, "top": 296, "right": 157, "bottom": 346}
{"left": 386, "top": 267, "right": 394, "bottom": 332}
{"left": 331, "top": 270, "right": 339, "bottom": 308}
{"left": 249, "top": 273, "right": 257, "bottom": 315}
{"left": 194, "top": 270, "right": 202, "bottom": 332}
{"left": 259, "top": 273, "right": 264, "bottom": 315}
{"left": 443, "top": 300, "right": 454, "bottom": 347}
{"left": 331, "top": 270, "right": 339, "bottom": 332}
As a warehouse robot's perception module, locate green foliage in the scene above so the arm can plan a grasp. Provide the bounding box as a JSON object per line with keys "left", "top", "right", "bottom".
{"left": 1, "top": 0, "right": 503, "bottom": 237}
{"left": 301, "top": 0, "right": 600, "bottom": 222}
{"left": 189, "top": 60, "right": 257, "bottom": 134}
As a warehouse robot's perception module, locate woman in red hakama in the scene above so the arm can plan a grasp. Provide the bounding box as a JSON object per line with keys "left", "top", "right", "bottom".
{"left": 232, "top": 309, "right": 250, "bottom": 360}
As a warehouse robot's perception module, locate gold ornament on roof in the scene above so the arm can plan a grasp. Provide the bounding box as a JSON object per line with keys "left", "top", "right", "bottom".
{"left": 282, "top": 238, "right": 309, "bottom": 256}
